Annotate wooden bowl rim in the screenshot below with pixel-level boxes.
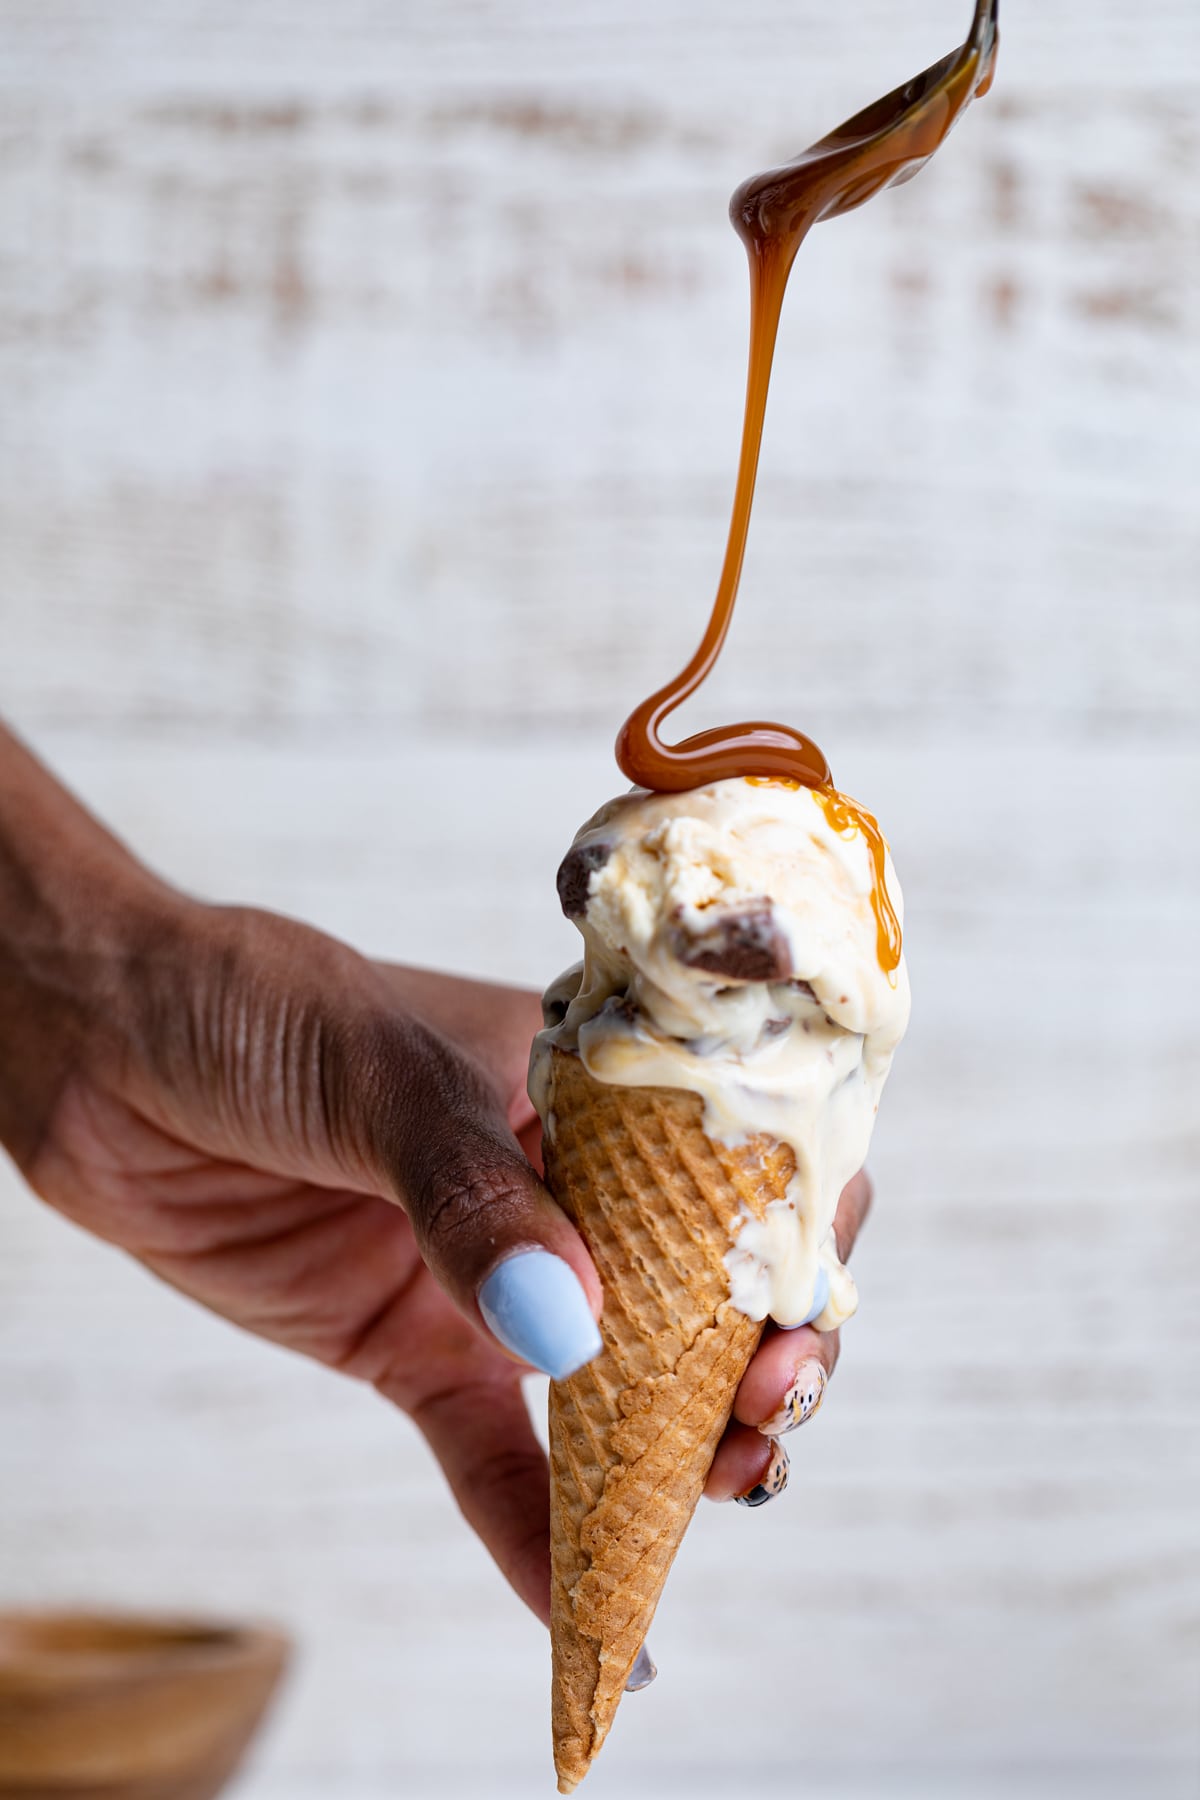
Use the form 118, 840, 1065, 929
0, 1611, 289, 1696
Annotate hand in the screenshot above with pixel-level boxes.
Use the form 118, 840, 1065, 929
705, 1168, 872, 1505
10, 888, 598, 1624
0, 727, 871, 1626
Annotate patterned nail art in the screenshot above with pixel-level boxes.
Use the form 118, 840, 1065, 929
759, 1360, 827, 1437
736, 1437, 789, 1508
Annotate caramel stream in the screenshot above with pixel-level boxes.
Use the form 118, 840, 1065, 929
615, 1, 999, 972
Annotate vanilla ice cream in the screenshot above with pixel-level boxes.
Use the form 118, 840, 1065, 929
529, 777, 910, 1331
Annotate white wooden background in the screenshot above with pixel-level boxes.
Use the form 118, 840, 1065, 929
1, 2, 1198, 1796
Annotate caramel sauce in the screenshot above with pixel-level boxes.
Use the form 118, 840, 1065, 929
614, 0, 998, 970
616, 2, 998, 798
813, 787, 904, 975
747, 775, 903, 975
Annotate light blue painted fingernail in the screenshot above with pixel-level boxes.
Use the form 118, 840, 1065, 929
625, 1643, 657, 1692
802, 1266, 831, 1325
781, 1265, 831, 1331
477, 1250, 602, 1380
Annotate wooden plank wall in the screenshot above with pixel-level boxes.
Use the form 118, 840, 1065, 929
1, 4, 1197, 1796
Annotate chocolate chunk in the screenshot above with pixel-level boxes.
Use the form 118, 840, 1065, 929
672, 902, 793, 983
556, 841, 612, 918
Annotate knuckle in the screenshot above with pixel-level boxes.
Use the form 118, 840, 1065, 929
419, 1149, 533, 1270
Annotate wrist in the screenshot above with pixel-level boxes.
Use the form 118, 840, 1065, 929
0, 727, 179, 1168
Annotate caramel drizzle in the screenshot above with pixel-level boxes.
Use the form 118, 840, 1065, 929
615, 1, 999, 967
748, 776, 903, 975
813, 787, 903, 976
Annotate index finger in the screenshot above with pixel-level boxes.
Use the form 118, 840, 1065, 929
405, 1372, 553, 1626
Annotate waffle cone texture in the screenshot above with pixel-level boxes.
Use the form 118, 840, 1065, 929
542, 1048, 797, 1792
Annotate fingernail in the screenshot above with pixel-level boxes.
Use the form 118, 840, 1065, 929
477, 1250, 602, 1380
758, 1360, 827, 1437
773, 1267, 831, 1339
777, 1264, 830, 1331
735, 1437, 789, 1509
800, 1265, 830, 1327
625, 1643, 657, 1692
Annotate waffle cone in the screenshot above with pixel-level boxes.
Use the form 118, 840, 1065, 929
542, 1048, 795, 1792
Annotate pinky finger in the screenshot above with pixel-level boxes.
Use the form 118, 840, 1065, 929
704, 1422, 790, 1506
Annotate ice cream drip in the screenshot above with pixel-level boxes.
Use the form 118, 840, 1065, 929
530, 780, 911, 1329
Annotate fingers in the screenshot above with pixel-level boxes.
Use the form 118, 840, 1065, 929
706, 1425, 791, 1505
513, 1108, 544, 1175
373, 962, 546, 1167
710, 1168, 872, 1501
374, 964, 544, 1121
405, 1372, 553, 1626
708, 1323, 837, 1502
351, 1015, 602, 1380
706, 1325, 836, 1504
832, 1166, 873, 1261
730, 1320, 838, 1434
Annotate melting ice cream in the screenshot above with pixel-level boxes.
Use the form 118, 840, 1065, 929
529, 777, 910, 1331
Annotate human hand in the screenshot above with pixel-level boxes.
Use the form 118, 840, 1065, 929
705, 1168, 871, 1505
9, 882, 599, 1623
0, 727, 871, 1624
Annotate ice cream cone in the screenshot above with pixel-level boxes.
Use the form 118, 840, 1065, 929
543, 1046, 796, 1793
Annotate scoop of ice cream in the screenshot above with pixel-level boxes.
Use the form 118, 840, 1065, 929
529, 777, 911, 1330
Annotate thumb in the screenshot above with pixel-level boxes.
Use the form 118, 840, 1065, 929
352, 1013, 603, 1381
